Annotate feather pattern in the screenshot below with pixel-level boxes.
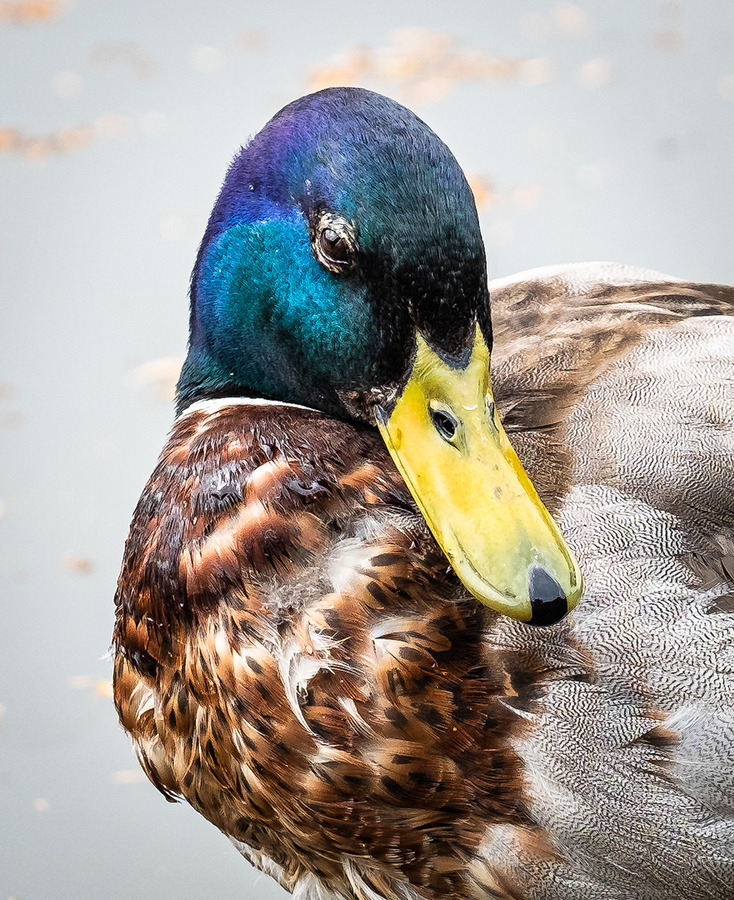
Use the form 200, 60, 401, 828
115, 263, 734, 899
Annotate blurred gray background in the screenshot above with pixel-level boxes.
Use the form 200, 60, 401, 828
1, 1, 732, 897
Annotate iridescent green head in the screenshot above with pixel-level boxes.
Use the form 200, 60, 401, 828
177, 87, 489, 419
177, 88, 582, 625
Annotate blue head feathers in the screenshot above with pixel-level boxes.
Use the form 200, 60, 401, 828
177, 87, 490, 419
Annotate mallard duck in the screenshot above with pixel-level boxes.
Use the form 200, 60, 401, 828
113, 88, 734, 900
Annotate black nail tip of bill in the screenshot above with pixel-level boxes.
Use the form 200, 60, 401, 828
528, 563, 568, 626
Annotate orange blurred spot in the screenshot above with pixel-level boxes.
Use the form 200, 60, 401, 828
466, 174, 496, 211
307, 29, 543, 104
0, 0, 62, 23
69, 675, 114, 698
64, 554, 94, 574
0, 129, 19, 152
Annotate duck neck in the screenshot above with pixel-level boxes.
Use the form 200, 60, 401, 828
175, 342, 269, 415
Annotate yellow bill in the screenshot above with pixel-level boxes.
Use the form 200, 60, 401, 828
376, 326, 582, 624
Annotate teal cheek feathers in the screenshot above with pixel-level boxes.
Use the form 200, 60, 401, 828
194, 212, 380, 410
176, 88, 490, 414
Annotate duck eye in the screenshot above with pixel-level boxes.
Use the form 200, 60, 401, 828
313, 216, 357, 273
320, 228, 350, 264
430, 407, 458, 442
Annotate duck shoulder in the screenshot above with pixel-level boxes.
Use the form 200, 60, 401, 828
489, 262, 734, 507
490, 261, 734, 433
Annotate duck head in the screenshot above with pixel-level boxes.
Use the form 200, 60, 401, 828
177, 87, 582, 624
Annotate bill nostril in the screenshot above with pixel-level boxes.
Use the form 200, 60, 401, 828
528, 563, 568, 626
429, 406, 458, 442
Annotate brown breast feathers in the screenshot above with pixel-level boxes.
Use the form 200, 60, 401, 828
112, 401, 549, 900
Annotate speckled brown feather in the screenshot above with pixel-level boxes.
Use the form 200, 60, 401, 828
114, 264, 734, 900
114, 402, 554, 899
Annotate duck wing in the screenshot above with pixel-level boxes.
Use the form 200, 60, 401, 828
483, 263, 734, 899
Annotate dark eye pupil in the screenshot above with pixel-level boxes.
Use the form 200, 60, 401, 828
321, 228, 350, 263
430, 408, 457, 441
